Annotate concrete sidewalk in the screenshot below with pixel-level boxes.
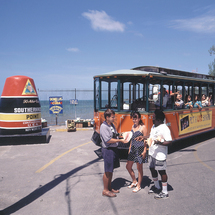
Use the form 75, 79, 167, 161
0, 128, 215, 215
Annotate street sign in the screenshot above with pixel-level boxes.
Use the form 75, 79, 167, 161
70, 99, 78, 105
49, 96, 63, 114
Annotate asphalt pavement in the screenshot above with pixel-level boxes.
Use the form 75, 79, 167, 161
0, 126, 215, 215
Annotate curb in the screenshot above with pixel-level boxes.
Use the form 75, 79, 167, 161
54, 127, 93, 132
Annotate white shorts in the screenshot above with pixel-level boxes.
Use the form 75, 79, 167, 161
148, 155, 167, 171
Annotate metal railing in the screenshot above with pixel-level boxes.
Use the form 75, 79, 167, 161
37, 89, 94, 126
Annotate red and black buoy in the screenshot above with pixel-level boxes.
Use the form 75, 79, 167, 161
0, 76, 42, 135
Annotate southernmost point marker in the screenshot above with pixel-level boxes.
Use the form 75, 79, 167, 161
0, 76, 50, 144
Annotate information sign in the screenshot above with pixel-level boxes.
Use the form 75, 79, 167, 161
49, 96, 63, 114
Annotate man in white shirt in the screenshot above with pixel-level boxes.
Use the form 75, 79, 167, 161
148, 109, 172, 199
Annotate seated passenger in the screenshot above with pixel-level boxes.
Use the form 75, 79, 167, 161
174, 94, 184, 109
193, 95, 202, 109
155, 88, 170, 109
201, 94, 209, 107
208, 93, 213, 106
131, 98, 144, 111
184, 95, 193, 109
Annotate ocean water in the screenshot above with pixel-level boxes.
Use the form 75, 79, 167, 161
40, 100, 94, 126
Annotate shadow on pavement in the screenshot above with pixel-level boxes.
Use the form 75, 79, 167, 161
0, 157, 101, 215
112, 176, 151, 190
168, 130, 215, 154
111, 177, 132, 190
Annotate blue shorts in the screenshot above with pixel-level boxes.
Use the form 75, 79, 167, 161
102, 147, 120, 173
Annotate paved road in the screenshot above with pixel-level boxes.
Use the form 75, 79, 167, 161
0, 127, 215, 215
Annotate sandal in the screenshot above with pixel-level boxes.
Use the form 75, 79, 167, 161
132, 186, 141, 193
127, 182, 138, 189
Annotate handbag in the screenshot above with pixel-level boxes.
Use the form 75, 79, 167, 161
91, 131, 102, 147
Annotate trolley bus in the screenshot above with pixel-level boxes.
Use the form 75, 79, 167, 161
93, 66, 215, 144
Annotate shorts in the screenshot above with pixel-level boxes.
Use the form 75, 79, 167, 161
102, 147, 120, 173
148, 155, 166, 171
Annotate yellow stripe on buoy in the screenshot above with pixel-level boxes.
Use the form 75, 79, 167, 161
0, 113, 41, 121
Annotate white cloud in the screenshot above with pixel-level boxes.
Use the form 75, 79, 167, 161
134, 32, 143, 37
171, 13, 215, 33
67, 48, 80, 52
82, 10, 125, 32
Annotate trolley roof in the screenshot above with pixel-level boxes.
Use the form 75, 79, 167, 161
93, 66, 215, 83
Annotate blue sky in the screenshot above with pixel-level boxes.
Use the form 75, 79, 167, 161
1, 0, 215, 94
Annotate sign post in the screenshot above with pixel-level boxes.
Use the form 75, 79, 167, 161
70, 99, 78, 119
49, 96, 63, 125
69, 88, 78, 119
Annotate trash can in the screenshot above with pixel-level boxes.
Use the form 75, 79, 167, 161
67, 119, 76, 132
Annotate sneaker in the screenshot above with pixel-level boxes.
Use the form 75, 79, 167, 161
154, 192, 169, 200
148, 186, 161, 194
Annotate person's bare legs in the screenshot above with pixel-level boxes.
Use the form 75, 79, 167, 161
106, 172, 119, 193
158, 170, 168, 194
102, 172, 116, 197
126, 160, 137, 185
136, 163, 143, 189
103, 172, 112, 192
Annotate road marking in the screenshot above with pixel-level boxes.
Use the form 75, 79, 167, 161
194, 142, 215, 173
36, 141, 92, 173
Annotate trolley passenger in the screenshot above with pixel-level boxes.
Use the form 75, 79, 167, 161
126, 111, 147, 193
174, 94, 184, 109
194, 95, 202, 109
155, 88, 178, 109
208, 93, 213, 106
155, 88, 170, 109
201, 94, 209, 107
184, 95, 193, 109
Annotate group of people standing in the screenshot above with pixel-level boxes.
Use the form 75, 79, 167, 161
100, 108, 172, 200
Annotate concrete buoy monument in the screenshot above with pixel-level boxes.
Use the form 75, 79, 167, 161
0, 76, 49, 144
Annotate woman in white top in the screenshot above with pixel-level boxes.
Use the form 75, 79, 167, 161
202, 94, 209, 107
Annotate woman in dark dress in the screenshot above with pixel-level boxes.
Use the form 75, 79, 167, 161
126, 111, 147, 193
